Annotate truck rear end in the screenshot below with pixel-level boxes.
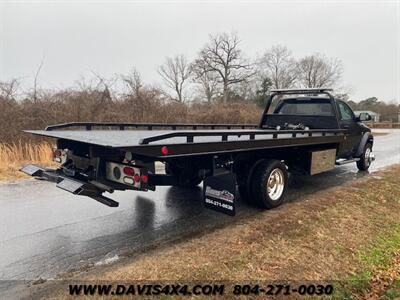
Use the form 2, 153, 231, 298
22, 140, 155, 207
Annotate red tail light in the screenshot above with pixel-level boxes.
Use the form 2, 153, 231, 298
123, 167, 135, 176
140, 175, 148, 184
134, 174, 140, 182
53, 149, 61, 158
161, 146, 169, 156
53, 149, 66, 164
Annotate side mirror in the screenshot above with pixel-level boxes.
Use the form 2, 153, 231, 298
359, 113, 372, 121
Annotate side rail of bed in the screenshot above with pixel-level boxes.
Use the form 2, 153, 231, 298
44, 122, 259, 131
138, 129, 347, 145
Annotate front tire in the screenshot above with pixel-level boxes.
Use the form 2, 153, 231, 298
357, 143, 373, 171
250, 160, 288, 209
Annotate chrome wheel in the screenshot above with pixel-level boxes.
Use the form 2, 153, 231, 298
266, 168, 285, 201
364, 147, 371, 167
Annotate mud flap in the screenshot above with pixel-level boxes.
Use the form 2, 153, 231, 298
203, 173, 236, 216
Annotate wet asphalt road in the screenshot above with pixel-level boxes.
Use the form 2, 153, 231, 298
0, 130, 399, 286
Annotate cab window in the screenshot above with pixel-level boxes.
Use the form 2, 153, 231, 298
338, 101, 354, 121
274, 100, 334, 116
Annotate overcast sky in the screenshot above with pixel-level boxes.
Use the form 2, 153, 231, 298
0, 0, 398, 102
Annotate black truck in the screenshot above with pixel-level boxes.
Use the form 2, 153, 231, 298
21, 88, 374, 215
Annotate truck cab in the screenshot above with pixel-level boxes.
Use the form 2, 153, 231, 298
260, 89, 374, 166
335, 100, 372, 158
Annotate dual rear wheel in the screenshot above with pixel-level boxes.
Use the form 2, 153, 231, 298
239, 159, 288, 209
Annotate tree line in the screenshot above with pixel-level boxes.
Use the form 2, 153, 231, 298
157, 32, 343, 104
0, 31, 398, 143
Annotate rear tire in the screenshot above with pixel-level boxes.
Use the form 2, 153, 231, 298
250, 160, 288, 209
236, 159, 263, 205
357, 143, 373, 171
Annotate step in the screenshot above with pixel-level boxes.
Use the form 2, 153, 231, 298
335, 158, 360, 165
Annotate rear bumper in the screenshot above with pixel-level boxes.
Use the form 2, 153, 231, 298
20, 165, 119, 207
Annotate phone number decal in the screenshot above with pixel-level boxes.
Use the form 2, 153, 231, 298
232, 284, 334, 296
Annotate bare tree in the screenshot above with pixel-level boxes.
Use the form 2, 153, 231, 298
158, 54, 192, 102
196, 32, 254, 103
259, 45, 297, 89
191, 60, 220, 103
121, 68, 143, 98
32, 56, 45, 102
297, 53, 343, 88
0, 79, 20, 101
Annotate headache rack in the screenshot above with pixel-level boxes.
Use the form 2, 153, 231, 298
270, 88, 333, 94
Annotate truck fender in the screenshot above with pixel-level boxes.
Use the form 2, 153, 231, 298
355, 132, 373, 157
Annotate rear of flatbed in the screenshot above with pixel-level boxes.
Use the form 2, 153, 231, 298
21, 88, 374, 215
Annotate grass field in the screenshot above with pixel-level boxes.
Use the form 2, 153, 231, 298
0, 142, 55, 181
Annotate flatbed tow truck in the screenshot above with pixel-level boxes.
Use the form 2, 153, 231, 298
21, 88, 374, 215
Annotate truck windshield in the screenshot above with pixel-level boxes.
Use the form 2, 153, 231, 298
274, 101, 334, 116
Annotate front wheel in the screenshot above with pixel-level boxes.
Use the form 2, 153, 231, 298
357, 143, 373, 171
250, 160, 288, 209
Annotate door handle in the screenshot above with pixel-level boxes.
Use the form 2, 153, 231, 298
343, 125, 350, 129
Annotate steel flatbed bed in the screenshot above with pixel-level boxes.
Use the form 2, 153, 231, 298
25, 127, 345, 158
